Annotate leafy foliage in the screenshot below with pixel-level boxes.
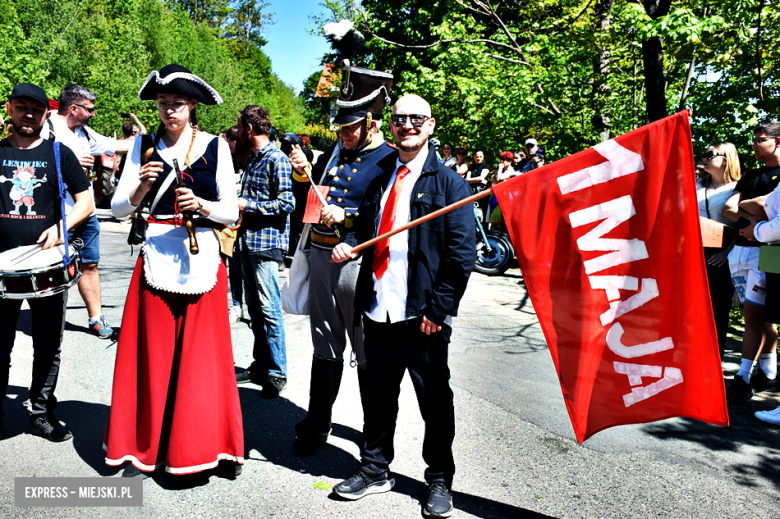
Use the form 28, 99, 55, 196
1, 0, 306, 136
308, 0, 779, 166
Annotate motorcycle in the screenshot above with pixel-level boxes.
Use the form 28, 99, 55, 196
473, 206, 514, 276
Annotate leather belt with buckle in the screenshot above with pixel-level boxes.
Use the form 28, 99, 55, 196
310, 231, 340, 247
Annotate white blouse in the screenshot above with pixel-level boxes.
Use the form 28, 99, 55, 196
696, 178, 735, 227
111, 132, 238, 294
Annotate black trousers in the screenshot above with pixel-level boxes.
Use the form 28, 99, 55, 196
704, 247, 734, 356
361, 316, 456, 488
0, 292, 67, 420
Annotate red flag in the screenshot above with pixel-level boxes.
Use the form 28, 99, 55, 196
493, 111, 728, 443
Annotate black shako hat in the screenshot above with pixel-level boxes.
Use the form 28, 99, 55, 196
137, 64, 222, 105
8, 83, 49, 107
324, 20, 392, 127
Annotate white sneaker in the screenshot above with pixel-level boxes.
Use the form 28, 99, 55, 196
229, 305, 243, 324
755, 405, 780, 425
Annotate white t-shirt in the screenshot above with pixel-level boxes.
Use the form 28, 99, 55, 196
696, 178, 735, 226
43, 114, 119, 216
754, 185, 780, 245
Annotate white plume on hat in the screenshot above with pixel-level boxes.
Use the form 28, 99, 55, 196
324, 19, 365, 61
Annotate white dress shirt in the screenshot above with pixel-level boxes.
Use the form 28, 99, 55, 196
365, 146, 452, 326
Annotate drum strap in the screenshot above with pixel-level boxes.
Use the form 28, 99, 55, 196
52, 142, 71, 267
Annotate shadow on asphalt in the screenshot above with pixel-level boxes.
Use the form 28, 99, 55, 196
641, 336, 780, 492
237, 386, 364, 481
642, 409, 780, 493
328, 472, 558, 519
0, 386, 119, 476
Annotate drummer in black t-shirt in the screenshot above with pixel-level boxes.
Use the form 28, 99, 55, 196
0, 83, 93, 442
721, 122, 780, 404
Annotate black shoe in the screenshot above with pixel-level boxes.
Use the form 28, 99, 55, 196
293, 430, 329, 457
332, 468, 395, 500
216, 460, 242, 478
236, 369, 263, 385
30, 415, 72, 442
259, 375, 287, 398
726, 375, 755, 404
423, 481, 454, 518
122, 465, 150, 479
752, 371, 780, 393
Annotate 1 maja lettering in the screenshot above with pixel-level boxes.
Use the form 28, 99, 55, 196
560, 140, 683, 408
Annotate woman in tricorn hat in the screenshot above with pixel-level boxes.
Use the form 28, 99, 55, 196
105, 64, 243, 477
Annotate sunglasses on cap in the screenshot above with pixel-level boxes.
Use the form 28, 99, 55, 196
701, 150, 724, 161
391, 114, 430, 127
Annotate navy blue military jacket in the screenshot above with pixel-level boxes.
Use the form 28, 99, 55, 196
353, 145, 476, 328
310, 138, 395, 247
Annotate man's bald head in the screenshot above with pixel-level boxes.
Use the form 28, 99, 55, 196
392, 94, 431, 117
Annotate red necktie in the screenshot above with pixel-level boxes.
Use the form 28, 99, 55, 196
373, 165, 410, 279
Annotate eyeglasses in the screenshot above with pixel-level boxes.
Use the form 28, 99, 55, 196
752, 136, 777, 145
74, 103, 95, 114
391, 114, 429, 127
156, 101, 189, 112
702, 150, 724, 161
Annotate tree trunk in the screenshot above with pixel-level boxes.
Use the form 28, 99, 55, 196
592, 0, 615, 141
641, 0, 673, 122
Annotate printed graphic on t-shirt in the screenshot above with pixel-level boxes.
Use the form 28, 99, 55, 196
0, 163, 48, 219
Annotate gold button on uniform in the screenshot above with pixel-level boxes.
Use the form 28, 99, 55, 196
334, 176, 339, 181
343, 189, 348, 193
327, 196, 332, 201
337, 198, 342, 203
339, 165, 344, 169
331, 186, 336, 191
352, 169, 357, 173
347, 177, 352, 181
356, 158, 361, 163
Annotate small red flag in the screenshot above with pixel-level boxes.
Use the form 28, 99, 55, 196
493, 111, 729, 443
302, 185, 331, 224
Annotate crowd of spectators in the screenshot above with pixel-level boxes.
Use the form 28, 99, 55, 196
696, 122, 780, 425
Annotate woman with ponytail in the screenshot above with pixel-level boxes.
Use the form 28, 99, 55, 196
106, 65, 243, 478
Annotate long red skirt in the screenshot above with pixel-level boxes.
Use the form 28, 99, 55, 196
104, 257, 244, 474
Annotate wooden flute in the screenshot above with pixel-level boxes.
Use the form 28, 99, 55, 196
172, 158, 200, 255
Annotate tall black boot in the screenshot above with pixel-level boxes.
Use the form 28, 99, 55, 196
294, 357, 343, 456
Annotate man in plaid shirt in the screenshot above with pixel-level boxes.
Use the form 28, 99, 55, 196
235, 104, 294, 397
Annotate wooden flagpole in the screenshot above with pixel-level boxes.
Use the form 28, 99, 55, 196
349, 186, 495, 255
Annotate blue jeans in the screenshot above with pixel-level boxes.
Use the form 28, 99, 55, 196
68, 214, 100, 264
239, 252, 287, 379
228, 253, 243, 307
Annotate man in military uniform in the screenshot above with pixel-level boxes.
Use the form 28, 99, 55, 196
288, 58, 394, 457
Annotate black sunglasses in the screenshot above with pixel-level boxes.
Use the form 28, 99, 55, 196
74, 103, 95, 114
391, 114, 429, 127
702, 150, 724, 161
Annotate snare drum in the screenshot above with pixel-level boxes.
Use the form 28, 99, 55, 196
0, 244, 81, 299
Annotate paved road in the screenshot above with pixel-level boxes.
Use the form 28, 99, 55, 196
0, 210, 778, 518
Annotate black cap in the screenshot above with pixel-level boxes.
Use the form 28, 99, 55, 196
138, 64, 222, 105
281, 133, 303, 147
8, 83, 49, 108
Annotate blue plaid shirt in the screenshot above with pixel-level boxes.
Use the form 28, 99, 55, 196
239, 142, 294, 253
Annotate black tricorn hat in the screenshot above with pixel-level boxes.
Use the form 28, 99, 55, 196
138, 64, 223, 105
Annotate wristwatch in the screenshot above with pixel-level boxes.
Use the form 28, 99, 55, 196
196, 200, 204, 213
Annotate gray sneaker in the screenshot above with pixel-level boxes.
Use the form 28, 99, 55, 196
333, 468, 395, 500
423, 481, 454, 518
88, 316, 114, 339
